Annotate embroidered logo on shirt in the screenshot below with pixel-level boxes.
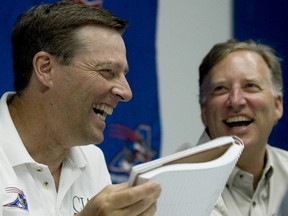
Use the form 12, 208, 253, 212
3, 187, 29, 211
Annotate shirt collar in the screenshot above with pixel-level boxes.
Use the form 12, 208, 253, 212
226, 148, 274, 189
196, 128, 211, 145
197, 129, 274, 187
263, 146, 274, 181
0, 92, 34, 166
65, 146, 87, 169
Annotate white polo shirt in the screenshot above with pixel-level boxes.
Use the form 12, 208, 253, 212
0, 92, 112, 216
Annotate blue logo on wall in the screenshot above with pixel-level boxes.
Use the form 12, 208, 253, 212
107, 124, 156, 182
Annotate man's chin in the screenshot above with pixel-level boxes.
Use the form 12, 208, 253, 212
75, 136, 104, 146
91, 134, 104, 145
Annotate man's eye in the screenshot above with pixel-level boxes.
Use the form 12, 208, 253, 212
246, 83, 257, 88
101, 70, 115, 79
245, 83, 261, 91
212, 86, 228, 95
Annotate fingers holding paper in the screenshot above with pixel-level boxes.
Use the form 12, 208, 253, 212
76, 181, 161, 216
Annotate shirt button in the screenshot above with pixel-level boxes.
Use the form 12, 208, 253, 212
43, 182, 49, 188
252, 201, 256, 207
36, 167, 43, 172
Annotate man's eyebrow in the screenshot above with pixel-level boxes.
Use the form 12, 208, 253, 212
244, 77, 259, 82
94, 62, 129, 73
210, 78, 226, 86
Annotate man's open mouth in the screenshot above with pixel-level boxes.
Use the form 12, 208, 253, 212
224, 116, 253, 127
92, 104, 113, 121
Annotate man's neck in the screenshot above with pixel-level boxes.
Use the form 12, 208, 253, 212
237, 148, 266, 190
8, 94, 67, 191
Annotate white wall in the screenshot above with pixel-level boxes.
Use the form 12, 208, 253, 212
157, 0, 232, 156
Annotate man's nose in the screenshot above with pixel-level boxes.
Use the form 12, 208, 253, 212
227, 88, 246, 110
112, 75, 133, 102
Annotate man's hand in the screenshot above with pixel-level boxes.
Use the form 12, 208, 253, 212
76, 181, 161, 216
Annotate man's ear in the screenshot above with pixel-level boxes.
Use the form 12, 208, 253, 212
274, 95, 283, 122
32, 51, 55, 88
200, 103, 208, 127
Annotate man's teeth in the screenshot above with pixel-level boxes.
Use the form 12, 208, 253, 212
92, 104, 113, 121
95, 104, 113, 115
96, 113, 106, 121
226, 116, 251, 123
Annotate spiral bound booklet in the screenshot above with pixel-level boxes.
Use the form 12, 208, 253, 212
128, 136, 244, 216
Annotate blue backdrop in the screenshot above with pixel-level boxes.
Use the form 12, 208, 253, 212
233, 0, 288, 150
0, 0, 161, 183
1, 0, 287, 183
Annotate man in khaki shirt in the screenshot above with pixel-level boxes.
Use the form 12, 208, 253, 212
197, 130, 288, 216
197, 39, 288, 216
